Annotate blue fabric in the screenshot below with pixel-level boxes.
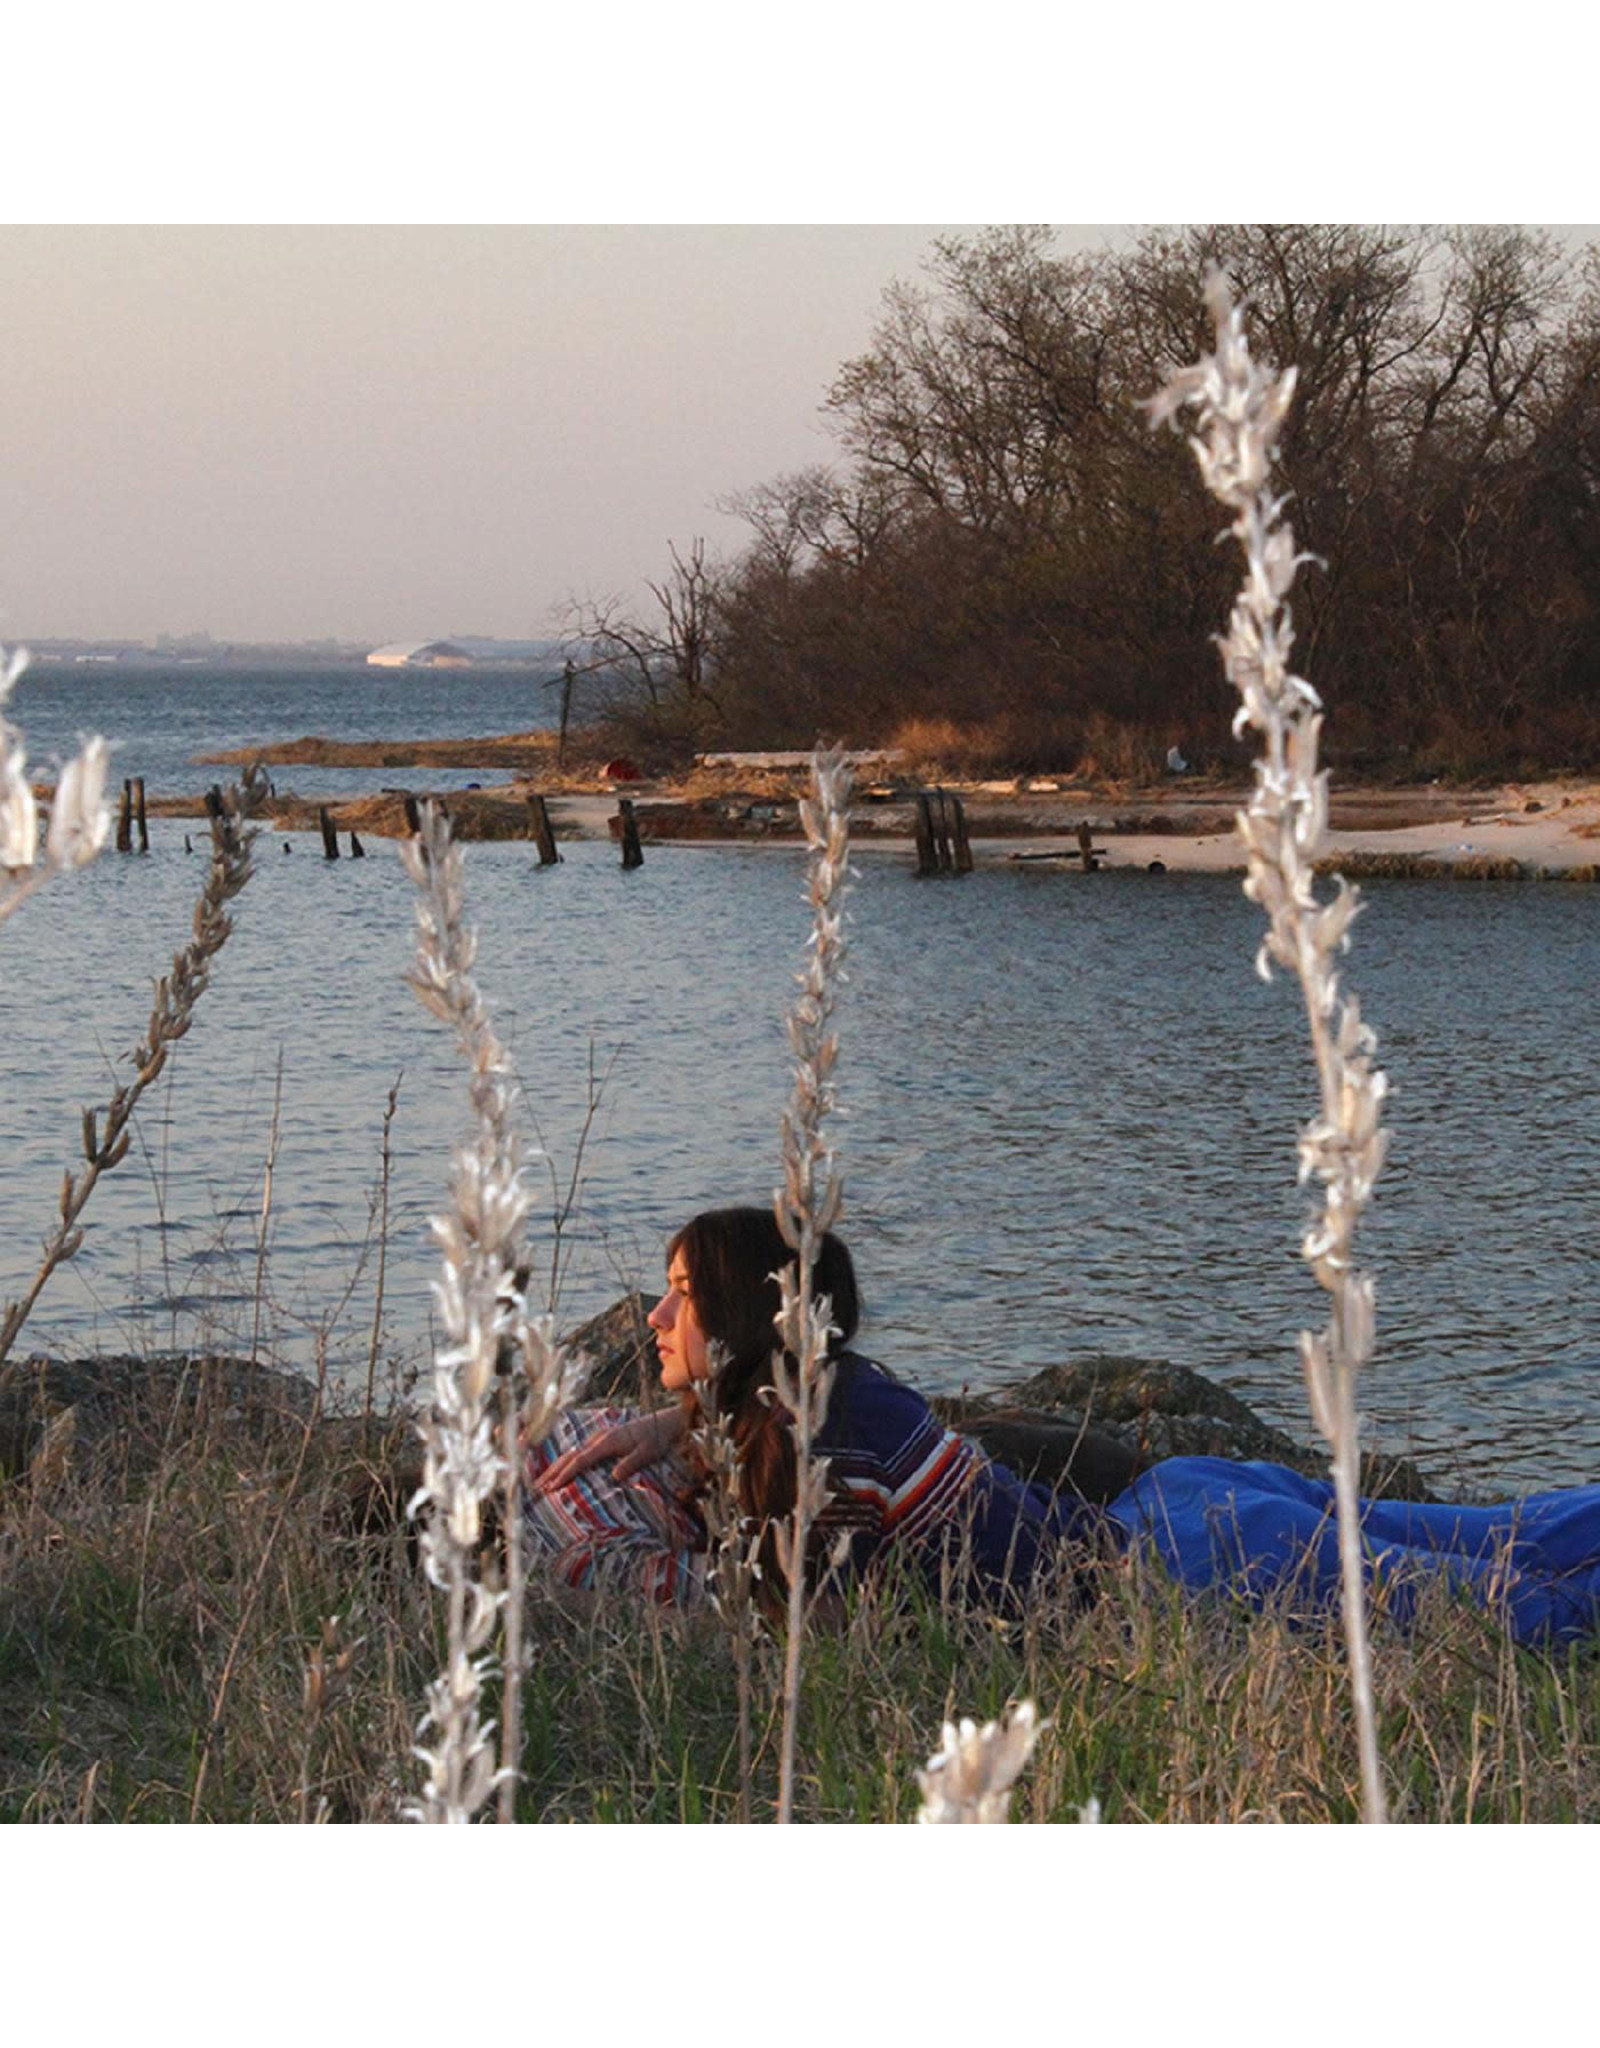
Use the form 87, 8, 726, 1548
1108, 1457, 1600, 1645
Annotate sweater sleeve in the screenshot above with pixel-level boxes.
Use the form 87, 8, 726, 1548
817, 1358, 1076, 1600
522, 1405, 711, 1608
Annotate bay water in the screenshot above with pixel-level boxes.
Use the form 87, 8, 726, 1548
2, 664, 1596, 1491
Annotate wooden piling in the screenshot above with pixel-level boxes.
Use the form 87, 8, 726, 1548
618, 799, 644, 869
319, 807, 339, 860
402, 795, 422, 836
1076, 820, 1104, 873
133, 777, 149, 852
116, 781, 133, 854
528, 792, 561, 865
933, 787, 955, 872
349, 831, 365, 858
950, 791, 973, 874
913, 792, 938, 875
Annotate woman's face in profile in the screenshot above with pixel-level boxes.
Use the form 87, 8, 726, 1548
649, 1252, 710, 1391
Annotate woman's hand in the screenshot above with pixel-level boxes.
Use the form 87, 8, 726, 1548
533, 1405, 689, 1494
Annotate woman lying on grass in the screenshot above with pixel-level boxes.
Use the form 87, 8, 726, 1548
527, 1206, 1600, 1644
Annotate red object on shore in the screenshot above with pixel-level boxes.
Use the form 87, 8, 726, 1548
602, 757, 642, 782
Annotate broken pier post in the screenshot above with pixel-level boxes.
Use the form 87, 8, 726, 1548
617, 799, 644, 869
528, 792, 561, 865
319, 807, 340, 860
950, 791, 973, 874
914, 788, 969, 876
116, 781, 133, 854
134, 777, 149, 852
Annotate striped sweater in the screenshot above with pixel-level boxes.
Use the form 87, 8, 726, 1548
522, 1354, 1091, 1608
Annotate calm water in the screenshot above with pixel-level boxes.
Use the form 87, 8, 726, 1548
12, 660, 559, 799
2, 669, 1596, 1491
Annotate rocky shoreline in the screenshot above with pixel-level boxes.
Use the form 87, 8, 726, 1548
0, 1292, 1440, 1507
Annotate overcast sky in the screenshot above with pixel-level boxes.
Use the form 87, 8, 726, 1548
0, 225, 1155, 645
3, 6, 1594, 652
6, 222, 1596, 649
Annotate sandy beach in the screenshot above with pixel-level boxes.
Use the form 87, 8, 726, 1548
165, 735, 1600, 875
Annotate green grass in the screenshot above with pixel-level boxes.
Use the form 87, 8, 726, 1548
3, 1397, 1596, 1823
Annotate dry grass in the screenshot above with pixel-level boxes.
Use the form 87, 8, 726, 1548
6, 1403, 1594, 1823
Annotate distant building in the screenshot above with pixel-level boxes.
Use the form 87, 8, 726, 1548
366, 640, 474, 669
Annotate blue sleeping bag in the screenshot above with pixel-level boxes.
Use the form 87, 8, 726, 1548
1106, 1457, 1600, 1645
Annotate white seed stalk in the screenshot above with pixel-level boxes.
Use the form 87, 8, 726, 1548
1151, 272, 1389, 1824
1, 640, 109, 926
917, 1700, 1044, 1824
400, 803, 579, 1823
771, 744, 852, 1825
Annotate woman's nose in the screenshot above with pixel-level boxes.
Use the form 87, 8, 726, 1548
648, 1290, 674, 1330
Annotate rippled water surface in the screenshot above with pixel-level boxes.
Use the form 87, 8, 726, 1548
14, 661, 557, 798
3, 806, 1596, 1491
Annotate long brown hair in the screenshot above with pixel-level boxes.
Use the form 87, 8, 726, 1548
669, 1205, 860, 1536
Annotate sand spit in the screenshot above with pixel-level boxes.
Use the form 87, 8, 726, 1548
195, 730, 561, 771
126, 747, 1600, 876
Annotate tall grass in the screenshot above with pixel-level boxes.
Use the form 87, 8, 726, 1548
770, 746, 852, 1823
0, 639, 109, 929
1152, 274, 1392, 1822
1, 767, 265, 1368
9, 1436, 1595, 1822
399, 800, 582, 1822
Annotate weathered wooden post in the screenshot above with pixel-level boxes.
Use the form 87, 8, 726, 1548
913, 792, 938, 876
933, 787, 956, 872
528, 792, 561, 865
116, 780, 133, 854
950, 791, 973, 874
1076, 820, 1104, 873
319, 807, 339, 860
617, 799, 644, 869
402, 795, 422, 835
349, 831, 365, 858
134, 777, 149, 852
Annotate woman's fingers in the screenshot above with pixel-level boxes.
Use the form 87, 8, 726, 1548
532, 1410, 683, 1493
533, 1432, 620, 1493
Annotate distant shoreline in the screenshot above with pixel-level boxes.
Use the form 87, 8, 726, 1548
65, 734, 1600, 875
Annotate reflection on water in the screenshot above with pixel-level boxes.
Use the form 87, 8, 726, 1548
2, 835, 1596, 1492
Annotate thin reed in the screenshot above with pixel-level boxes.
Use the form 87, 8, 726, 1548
770, 745, 853, 1824
1152, 274, 1391, 1821
399, 801, 580, 1823
0, 638, 109, 929
0, 768, 265, 1368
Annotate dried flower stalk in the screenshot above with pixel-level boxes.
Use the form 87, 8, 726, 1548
917, 1699, 1043, 1824
0, 770, 263, 1366
771, 745, 852, 1824
0, 640, 109, 927
400, 803, 579, 1824
691, 1358, 763, 1822
1151, 272, 1389, 1824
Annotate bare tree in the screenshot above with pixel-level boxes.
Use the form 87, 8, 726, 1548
560, 537, 724, 745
